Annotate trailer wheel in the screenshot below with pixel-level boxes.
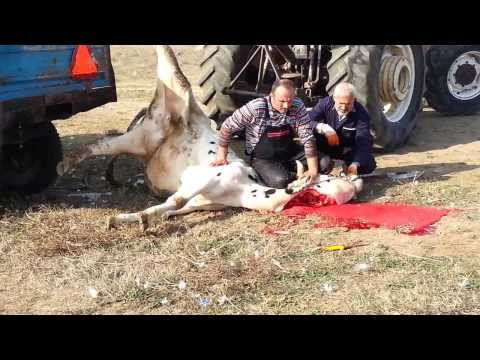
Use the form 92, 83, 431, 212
0, 122, 62, 194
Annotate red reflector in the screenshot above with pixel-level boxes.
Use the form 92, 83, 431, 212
71, 45, 99, 80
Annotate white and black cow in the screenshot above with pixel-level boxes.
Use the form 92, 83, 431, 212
56, 46, 363, 231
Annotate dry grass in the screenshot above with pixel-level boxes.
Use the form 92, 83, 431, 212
2, 171, 480, 314
1, 46, 480, 314
2, 196, 480, 314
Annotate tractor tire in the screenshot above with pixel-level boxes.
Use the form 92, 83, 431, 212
197, 45, 253, 128
327, 45, 425, 151
425, 45, 480, 115
0, 122, 62, 194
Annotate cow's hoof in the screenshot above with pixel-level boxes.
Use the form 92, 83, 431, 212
162, 211, 172, 220
106, 216, 117, 230
56, 162, 65, 176
56, 159, 70, 176
139, 213, 149, 232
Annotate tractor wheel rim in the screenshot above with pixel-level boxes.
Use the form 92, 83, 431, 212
378, 45, 416, 123
447, 51, 480, 101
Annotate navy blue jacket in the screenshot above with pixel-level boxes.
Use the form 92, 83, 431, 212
309, 96, 374, 165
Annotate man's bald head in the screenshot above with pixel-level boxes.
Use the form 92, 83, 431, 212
271, 79, 296, 95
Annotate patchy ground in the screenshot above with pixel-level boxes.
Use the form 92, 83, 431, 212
1, 46, 479, 314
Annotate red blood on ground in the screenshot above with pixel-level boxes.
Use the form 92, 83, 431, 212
275, 189, 451, 235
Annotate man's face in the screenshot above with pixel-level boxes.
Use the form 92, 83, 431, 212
271, 86, 294, 113
334, 94, 355, 116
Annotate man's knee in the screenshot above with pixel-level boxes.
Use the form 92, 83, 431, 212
319, 155, 334, 174
252, 158, 292, 189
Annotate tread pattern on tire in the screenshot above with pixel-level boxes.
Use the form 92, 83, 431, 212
197, 45, 251, 122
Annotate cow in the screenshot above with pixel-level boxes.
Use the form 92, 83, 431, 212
56, 45, 363, 231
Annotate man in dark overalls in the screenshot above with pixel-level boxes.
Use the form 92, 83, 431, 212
308, 82, 377, 176
211, 79, 332, 189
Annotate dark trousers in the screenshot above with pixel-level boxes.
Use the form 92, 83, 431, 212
251, 143, 333, 189
314, 134, 377, 175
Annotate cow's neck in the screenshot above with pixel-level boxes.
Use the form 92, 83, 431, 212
194, 120, 243, 164
144, 113, 243, 195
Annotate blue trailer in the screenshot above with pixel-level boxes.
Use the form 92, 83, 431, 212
0, 45, 117, 194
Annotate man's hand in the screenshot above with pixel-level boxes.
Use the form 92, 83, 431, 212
347, 163, 358, 176
325, 132, 340, 146
210, 145, 229, 167
316, 123, 339, 147
210, 157, 228, 167
304, 156, 319, 184
301, 169, 319, 185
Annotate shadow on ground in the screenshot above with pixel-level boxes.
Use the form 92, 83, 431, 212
359, 162, 478, 203
378, 110, 480, 155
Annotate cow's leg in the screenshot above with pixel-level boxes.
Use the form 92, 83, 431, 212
108, 169, 222, 230
107, 192, 187, 231
57, 126, 148, 176
162, 195, 226, 219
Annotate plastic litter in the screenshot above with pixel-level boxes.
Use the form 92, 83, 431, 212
134, 179, 145, 186
198, 297, 212, 307
87, 286, 98, 298
353, 262, 370, 272
321, 282, 338, 293
67, 192, 112, 202
325, 245, 345, 251
458, 277, 471, 289
218, 295, 228, 305
387, 171, 424, 181
160, 298, 169, 305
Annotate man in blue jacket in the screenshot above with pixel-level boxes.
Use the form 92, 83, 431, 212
308, 82, 377, 176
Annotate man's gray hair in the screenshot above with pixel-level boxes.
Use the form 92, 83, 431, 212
333, 82, 356, 98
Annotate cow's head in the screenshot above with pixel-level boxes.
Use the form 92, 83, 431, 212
287, 161, 364, 204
